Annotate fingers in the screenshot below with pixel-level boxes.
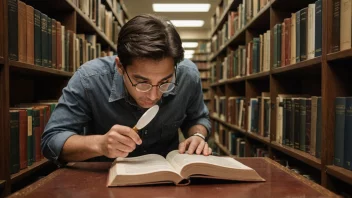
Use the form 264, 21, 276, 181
112, 125, 142, 145
178, 138, 190, 154
187, 139, 199, 155
196, 141, 205, 155
202, 143, 212, 156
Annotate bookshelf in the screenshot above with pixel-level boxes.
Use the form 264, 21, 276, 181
209, 0, 352, 196
0, 0, 129, 196
9, 61, 73, 77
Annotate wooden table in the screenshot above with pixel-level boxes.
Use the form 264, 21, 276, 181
8, 157, 339, 198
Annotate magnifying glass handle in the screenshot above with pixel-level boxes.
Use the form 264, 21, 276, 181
132, 126, 139, 133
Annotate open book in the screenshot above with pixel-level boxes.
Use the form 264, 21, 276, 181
107, 150, 265, 186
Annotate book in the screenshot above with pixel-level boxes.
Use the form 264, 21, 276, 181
107, 150, 265, 187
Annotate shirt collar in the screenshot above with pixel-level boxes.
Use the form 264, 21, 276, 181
108, 62, 178, 103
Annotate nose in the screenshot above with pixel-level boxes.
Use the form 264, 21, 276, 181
147, 86, 160, 101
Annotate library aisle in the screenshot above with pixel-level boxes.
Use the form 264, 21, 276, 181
0, 0, 351, 197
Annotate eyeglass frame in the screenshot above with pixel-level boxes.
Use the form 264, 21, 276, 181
122, 65, 178, 93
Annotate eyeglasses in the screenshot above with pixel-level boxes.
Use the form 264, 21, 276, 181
124, 67, 178, 93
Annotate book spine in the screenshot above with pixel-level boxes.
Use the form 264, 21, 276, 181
281, 22, 285, 67
18, 1, 27, 63
315, 0, 322, 56
10, 111, 20, 174
294, 99, 301, 150
296, 10, 301, 63
52, 19, 57, 69
300, 8, 307, 61
19, 110, 28, 169
8, 0, 19, 61
334, 97, 345, 167
332, 0, 341, 52
56, 21, 62, 70
305, 99, 311, 153
41, 13, 48, 67
316, 97, 322, 159
26, 109, 33, 166
286, 99, 293, 147
273, 25, 277, 68
26, 5, 34, 65
47, 17, 52, 68
34, 9, 41, 66
344, 97, 352, 170
282, 98, 287, 145
299, 99, 306, 151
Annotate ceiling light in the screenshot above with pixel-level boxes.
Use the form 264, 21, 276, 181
170, 20, 204, 27
153, 4, 210, 12
185, 54, 193, 59
185, 50, 195, 55
182, 42, 198, 48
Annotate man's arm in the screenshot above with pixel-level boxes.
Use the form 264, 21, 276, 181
41, 71, 94, 166
42, 69, 142, 166
179, 66, 212, 155
180, 69, 211, 139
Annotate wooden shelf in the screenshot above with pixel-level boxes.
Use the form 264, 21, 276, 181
226, 76, 247, 84
271, 57, 322, 75
245, 3, 271, 31
11, 159, 51, 184
271, 141, 321, 170
0, 180, 5, 190
120, 1, 130, 19
246, 71, 270, 81
326, 165, 352, 186
210, 81, 227, 87
215, 141, 233, 156
9, 61, 73, 77
210, 0, 238, 37
327, 49, 352, 62
198, 68, 209, 71
210, 2, 271, 62
102, 0, 124, 26
246, 132, 270, 145
66, 0, 117, 51
210, 115, 246, 134
191, 59, 208, 62
201, 77, 209, 80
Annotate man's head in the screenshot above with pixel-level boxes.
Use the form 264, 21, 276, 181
115, 14, 184, 108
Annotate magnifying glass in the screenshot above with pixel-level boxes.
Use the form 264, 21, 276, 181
132, 105, 159, 133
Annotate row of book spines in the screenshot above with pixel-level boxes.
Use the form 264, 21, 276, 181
196, 62, 209, 70
227, 97, 246, 128
334, 97, 352, 171
8, 0, 116, 68
277, 97, 322, 159
248, 96, 271, 138
214, 125, 246, 157
70, 0, 126, 28
9, 102, 57, 174
273, 0, 322, 68
331, 0, 352, 53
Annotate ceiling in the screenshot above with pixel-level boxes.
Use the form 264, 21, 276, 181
123, 0, 221, 40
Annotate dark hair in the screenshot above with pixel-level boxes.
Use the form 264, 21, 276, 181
117, 14, 184, 67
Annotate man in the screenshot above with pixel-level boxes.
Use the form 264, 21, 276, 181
41, 14, 211, 167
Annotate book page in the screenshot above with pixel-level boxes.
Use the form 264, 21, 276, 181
166, 150, 252, 172
113, 154, 178, 175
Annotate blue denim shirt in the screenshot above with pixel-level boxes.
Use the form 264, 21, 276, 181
41, 56, 211, 166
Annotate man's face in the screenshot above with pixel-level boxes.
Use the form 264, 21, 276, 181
116, 57, 175, 109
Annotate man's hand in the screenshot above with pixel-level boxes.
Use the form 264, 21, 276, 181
98, 125, 142, 158
178, 136, 212, 156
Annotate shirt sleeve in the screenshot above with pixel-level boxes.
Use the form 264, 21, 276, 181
41, 70, 92, 167
180, 71, 211, 139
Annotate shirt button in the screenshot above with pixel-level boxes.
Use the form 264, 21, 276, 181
144, 130, 148, 135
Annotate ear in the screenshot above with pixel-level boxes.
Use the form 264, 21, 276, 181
115, 56, 124, 75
